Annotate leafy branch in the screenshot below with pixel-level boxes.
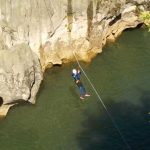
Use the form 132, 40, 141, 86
139, 11, 150, 31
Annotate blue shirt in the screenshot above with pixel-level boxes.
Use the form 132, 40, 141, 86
72, 71, 83, 87
72, 71, 81, 81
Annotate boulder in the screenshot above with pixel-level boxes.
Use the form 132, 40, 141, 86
0, 44, 43, 116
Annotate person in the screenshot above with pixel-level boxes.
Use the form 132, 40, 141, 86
72, 68, 90, 100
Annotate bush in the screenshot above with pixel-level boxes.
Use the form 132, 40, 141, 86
139, 11, 150, 31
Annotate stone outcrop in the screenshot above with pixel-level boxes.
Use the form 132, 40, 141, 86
39, 0, 150, 71
0, 44, 42, 117
0, 0, 150, 71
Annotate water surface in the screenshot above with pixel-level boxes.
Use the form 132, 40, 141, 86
0, 28, 150, 150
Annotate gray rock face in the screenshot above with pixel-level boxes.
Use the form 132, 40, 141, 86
0, 0, 67, 54
0, 44, 42, 105
39, 0, 150, 71
0, 0, 150, 71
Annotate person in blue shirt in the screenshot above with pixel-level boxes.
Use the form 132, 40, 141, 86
72, 68, 90, 100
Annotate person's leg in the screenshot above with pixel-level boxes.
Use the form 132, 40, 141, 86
85, 93, 90, 97
82, 85, 90, 97
79, 85, 86, 99
80, 85, 90, 98
81, 84, 90, 96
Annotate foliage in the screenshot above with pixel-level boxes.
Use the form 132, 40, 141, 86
139, 11, 150, 31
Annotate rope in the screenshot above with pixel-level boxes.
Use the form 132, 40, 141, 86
72, 51, 132, 150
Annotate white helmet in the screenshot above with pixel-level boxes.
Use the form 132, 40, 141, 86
72, 69, 77, 74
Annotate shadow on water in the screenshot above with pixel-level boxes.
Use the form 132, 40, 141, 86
77, 90, 150, 150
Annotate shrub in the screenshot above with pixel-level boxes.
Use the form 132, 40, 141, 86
139, 11, 150, 31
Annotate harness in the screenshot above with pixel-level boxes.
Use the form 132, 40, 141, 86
72, 71, 82, 86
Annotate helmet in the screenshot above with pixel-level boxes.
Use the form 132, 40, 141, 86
72, 69, 77, 74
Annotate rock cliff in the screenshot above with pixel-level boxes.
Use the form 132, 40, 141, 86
0, 1, 150, 70
40, 0, 150, 71
0, 0, 149, 116
0, 43, 42, 117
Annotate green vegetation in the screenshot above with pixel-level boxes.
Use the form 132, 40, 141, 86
139, 11, 150, 31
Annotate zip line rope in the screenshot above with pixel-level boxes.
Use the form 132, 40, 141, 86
72, 50, 132, 150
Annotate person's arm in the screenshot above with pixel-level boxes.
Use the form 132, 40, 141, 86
77, 69, 81, 74
74, 75, 80, 83
76, 80, 80, 83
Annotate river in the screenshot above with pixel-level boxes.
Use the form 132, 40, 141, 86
0, 28, 150, 150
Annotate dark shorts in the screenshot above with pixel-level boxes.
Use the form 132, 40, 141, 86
76, 81, 83, 87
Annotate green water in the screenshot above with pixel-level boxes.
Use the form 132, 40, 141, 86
0, 28, 150, 150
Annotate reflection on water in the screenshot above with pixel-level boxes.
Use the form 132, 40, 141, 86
0, 28, 150, 150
